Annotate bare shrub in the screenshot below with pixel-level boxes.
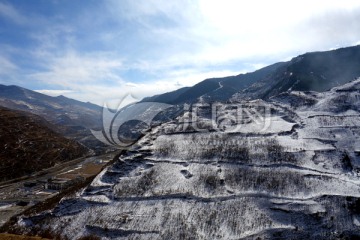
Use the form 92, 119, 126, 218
224, 145, 250, 162
154, 141, 177, 157
199, 171, 220, 191
200, 145, 223, 159
266, 139, 296, 164
341, 152, 353, 171
154, 135, 295, 165
137, 168, 157, 194
116, 169, 157, 196
225, 167, 306, 194
77, 235, 101, 240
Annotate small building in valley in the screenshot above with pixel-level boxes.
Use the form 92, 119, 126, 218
45, 176, 85, 191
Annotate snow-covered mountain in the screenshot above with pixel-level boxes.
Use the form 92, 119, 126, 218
6, 78, 360, 239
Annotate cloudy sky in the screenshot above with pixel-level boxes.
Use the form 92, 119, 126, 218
1, 0, 360, 105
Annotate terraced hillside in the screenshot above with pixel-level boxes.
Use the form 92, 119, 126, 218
4, 79, 360, 239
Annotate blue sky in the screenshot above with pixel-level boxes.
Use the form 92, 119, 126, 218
1, 0, 360, 105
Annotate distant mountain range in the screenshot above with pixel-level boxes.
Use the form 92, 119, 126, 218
0, 85, 102, 129
0, 85, 107, 153
143, 45, 360, 104
0, 106, 88, 181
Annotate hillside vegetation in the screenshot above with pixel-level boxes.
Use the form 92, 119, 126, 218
0, 107, 88, 181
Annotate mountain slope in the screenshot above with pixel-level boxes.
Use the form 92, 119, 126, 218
233, 45, 360, 100
142, 45, 360, 104
141, 87, 191, 104
8, 79, 360, 239
0, 85, 102, 129
0, 107, 88, 181
142, 62, 285, 104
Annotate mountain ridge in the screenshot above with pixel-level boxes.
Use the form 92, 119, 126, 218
0, 84, 102, 129
142, 45, 360, 104
0, 85, 108, 153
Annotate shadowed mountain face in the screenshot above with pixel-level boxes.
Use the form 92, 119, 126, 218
143, 45, 360, 104
141, 87, 191, 104
233, 45, 360, 100
0, 107, 88, 181
142, 62, 285, 104
0, 85, 107, 153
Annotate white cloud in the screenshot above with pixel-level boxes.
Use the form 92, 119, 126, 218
35, 89, 74, 96
192, 0, 360, 63
105, 0, 360, 73
0, 2, 27, 24
31, 51, 123, 87
30, 25, 75, 51
33, 65, 241, 106
0, 56, 19, 84
0, 56, 17, 73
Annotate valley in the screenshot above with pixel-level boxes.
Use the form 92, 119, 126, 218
0, 151, 119, 227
